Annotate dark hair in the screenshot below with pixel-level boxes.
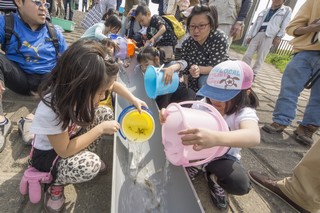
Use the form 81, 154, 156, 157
101, 38, 120, 55
137, 46, 166, 65
207, 89, 259, 115
104, 15, 122, 30
102, 8, 119, 20
39, 39, 119, 129
186, 5, 218, 32
135, 2, 150, 16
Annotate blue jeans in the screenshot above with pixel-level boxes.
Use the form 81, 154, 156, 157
64, 0, 74, 20
273, 51, 320, 127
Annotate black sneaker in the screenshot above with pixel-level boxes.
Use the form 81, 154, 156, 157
206, 172, 228, 210
185, 166, 205, 180
0, 118, 12, 153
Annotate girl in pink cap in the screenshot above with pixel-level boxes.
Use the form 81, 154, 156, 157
160, 60, 260, 210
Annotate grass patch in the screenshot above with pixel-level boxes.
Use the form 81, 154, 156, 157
230, 44, 247, 54
230, 44, 292, 73
265, 53, 292, 73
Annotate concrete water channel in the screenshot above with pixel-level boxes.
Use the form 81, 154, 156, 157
111, 59, 204, 213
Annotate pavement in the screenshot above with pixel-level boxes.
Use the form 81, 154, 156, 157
0, 10, 318, 213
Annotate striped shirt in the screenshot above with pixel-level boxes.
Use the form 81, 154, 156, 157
0, 0, 16, 11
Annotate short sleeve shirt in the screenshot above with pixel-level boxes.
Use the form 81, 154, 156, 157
147, 15, 177, 47
30, 98, 81, 150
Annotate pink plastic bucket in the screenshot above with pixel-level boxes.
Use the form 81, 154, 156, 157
162, 101, 230, 167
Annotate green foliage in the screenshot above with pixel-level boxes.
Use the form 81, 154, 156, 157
265, 53, 292, 73
230, 44, 247, 54
230, 44, 292, 73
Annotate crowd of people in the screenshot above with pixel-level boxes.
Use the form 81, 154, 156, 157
0, 0, 319, 212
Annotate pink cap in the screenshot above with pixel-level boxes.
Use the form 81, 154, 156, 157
197, 60, 254, 101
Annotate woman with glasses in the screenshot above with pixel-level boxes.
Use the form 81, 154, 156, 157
181, 5, 229, 93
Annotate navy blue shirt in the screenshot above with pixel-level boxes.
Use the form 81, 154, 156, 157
259, 8, 280, 31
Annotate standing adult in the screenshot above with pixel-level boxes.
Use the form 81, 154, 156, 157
208, 0, 253, 49
181, 5, 228, 93
249, 139, 320, 213
262, 0, 320, 146
119, 0, 140, 36
242, 0, 291, 76
63, 0, 73, 20
98, 0, 116, 15
0, 0, 68, 152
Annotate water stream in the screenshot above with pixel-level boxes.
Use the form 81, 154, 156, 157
122, 141, 171, 213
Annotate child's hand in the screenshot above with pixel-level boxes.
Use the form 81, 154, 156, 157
178, 128, 216, 151
144, 38, 154, 47
132, 97, 148, 113
100, 120, 120, 135
159, 108, 168, 124
161, 67, 175, 85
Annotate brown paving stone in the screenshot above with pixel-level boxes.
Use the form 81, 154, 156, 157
257, 102, 275, 112
260, 88, 280, 96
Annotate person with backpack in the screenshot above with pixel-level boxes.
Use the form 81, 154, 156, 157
0, 0, 68, 152
135, 2, 177, 61
181, 5, 228, 93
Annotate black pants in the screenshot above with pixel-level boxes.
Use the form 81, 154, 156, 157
0, 53, 48, 95
156, 82, 196, 109
31, 148, 58, 179
205, 155, 251, 195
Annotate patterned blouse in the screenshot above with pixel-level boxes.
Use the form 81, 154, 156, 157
147, 15, 177, 47
181, 29, 229, 92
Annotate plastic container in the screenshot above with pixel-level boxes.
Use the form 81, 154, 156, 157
162, 101, 230, 167
51, 17, 75, 32
118, 6, 125, 14
127, 39, 135, 57
118, 106, 155, 142
113, 36, 128, 60
144, 65, 179, 99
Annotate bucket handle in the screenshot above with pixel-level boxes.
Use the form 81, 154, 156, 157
157, 64, 165, 73
166, 101, 229, 166
177, 101, 228, 131
117, 105, 153, 140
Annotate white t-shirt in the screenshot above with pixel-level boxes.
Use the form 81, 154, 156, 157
194, 99, 259, 160
30, 99, 80, 151
224, 107, 259, 160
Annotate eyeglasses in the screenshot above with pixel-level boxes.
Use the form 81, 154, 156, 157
31, 0, 50, 9
188, 23, 210, 31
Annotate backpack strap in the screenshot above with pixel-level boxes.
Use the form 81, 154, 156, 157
45, 21, 60, 58
2, 14, 60, 57
2, 13, 21, 52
